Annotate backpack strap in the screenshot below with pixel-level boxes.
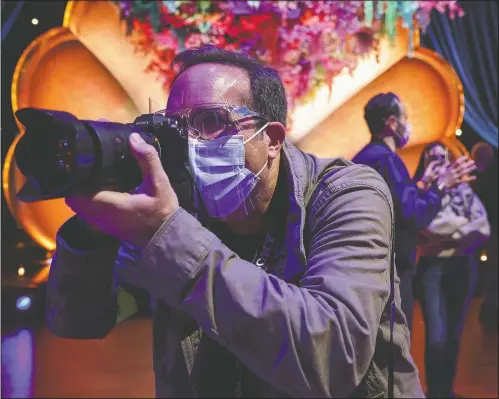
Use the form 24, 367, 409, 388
388, 236, 395, 398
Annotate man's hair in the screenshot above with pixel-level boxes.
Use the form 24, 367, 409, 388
364, 92, 402, 135
423, 141, 445, 156
170, 45, 288, 127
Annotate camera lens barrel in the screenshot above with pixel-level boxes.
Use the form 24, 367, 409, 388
14, 108, 162, 202
86, 120, 160, 193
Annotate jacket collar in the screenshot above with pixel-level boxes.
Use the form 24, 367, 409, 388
370, 137, 394, 152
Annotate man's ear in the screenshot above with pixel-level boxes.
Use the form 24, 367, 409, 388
265, 122, 286, 160
386, 115, 398, 131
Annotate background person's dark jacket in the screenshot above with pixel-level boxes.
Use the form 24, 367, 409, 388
353, 140, 444, 271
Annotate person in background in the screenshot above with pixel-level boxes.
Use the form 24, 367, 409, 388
471, 141, 498, 330
353, 92, 476, 332
417, 142, 491, 398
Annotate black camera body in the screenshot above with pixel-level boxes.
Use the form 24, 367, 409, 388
14, 108, 195, 211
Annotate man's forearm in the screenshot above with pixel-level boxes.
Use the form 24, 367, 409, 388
46, 217, 120, 339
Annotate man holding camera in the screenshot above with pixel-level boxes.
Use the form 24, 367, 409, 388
46, 46, 424, 398
352, 93, 476, 332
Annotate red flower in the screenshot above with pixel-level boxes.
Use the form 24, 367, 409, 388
185, 33, 204, 49
211, 13, 234, 35
301, 9, 315, 25
162, 13, 189, 29
179, 2, 197, 16
210, 35, 227, 48
226, 13, 280, 40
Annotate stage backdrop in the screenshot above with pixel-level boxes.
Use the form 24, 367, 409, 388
3, 0, 467, 252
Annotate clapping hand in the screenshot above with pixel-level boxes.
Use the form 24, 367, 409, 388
436, 155, 477, 190
419, 160, 445, 190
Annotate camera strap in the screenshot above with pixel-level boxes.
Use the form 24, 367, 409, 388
250, 187, 287, 273
251, 230, 278, 272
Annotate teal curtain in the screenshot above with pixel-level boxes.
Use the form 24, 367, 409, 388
423, 1, 498, 148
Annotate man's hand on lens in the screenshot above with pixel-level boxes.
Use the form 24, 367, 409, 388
436, 155, 477, 190
65, 133, 180, 248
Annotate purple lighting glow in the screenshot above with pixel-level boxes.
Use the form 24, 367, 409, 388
1, 329, 34, 398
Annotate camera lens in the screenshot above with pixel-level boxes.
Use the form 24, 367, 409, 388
14, 108, 161, 202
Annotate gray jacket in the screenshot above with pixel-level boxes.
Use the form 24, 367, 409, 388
46, 140, 424, 398
419, 183, 490, 257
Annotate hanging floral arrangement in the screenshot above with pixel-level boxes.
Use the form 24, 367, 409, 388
117, 0, 463, 110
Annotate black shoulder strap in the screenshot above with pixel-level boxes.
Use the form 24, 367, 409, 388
388, 240, 395, 398
305, 164, 396, 398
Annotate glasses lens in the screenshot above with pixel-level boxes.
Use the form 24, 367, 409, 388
191, 108, 227, 138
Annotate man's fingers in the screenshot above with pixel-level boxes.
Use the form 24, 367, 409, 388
65, 194, 95, 213
452, 155, 469, 166
437, 161, 450, 174
428, 160, 440, 170
451, 156, 475, 172
458, 175, 477, 184
460, 159, 476, 168
462, 164, 477, 175
430, 161, 443, 175
129, 133, 168, 192
90, 190, 130, 207
452, 158, 475, 171
66, 191, 129, 214
453, 161, 477, 176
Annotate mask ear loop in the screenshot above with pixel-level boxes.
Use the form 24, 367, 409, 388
243, 121, 271, 177
240, 123, 271, 216
239, 159, 268, 216
243, 122, 270, 145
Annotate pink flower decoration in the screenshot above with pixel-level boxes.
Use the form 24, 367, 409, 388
120, 0, 464, 109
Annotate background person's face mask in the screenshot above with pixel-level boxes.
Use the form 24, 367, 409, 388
394, 120, 411, 148
188, 122, 270, 219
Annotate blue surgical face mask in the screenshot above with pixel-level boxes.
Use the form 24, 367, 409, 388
394, 120, 411, 148
188, 122, 270, 219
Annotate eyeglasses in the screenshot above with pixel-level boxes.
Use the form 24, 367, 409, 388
157, 103, 270, 140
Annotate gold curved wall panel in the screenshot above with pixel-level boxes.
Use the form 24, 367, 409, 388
296, 47, 466, 177
4, 27, 140, 251
63, 0, 168, 114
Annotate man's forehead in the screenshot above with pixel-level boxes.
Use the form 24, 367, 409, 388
167, 63, 251, 110
429, 145, 445, 155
